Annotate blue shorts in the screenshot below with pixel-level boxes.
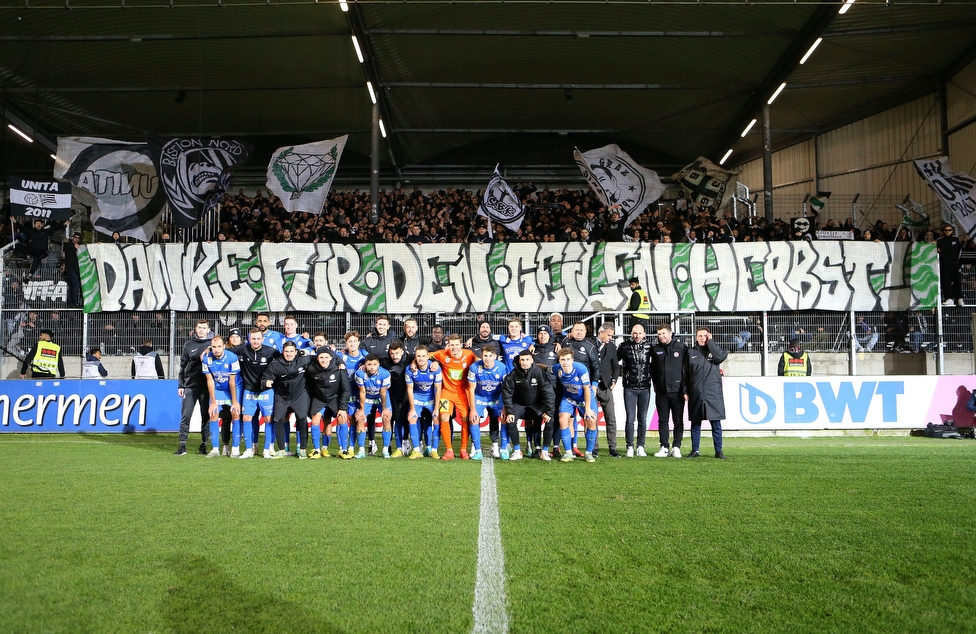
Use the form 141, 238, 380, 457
559, 398, 586, 417
413, 400, 436, 418
242, 390, 274, 418
474, 397, 503, 419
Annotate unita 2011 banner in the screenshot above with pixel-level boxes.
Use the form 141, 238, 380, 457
78, 241, 937, 314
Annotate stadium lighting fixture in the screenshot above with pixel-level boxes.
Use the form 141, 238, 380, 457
767, 82, 786, 105
366, 81, 377, 104
838, 0, 855, 15
799, 38, 822, 64
8, 124, 33, 143
50, 154, 58, 161
351, 36, 364, 63
741, 119, 757, 137
379, 119, 387, 138
339, 1, 349, 12
720, 149, 733, 165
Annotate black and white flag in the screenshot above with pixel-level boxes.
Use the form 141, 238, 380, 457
266, 136, 347, 214
9, 177, 73, 221
672, 156, 735, 214
148, 136, 252, 228
914, 157, 976, 239
477, 165, 526, 235
574, 144, 665, 229
55, 137, 167, 242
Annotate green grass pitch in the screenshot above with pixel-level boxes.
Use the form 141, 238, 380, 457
1, 434, 973, 633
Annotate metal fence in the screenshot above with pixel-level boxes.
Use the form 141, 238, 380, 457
2, 306, 973, 380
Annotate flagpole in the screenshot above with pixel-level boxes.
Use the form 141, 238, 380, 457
485, 164, 498, 239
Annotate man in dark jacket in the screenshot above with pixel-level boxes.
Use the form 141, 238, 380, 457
62, 230, 82, 307
231, 328, 279, 458
618, 323, 653, 457
176, 319, 214, 456
593, 322, 620, 457
466, 320, 500, 357
532, 325, 559, 372
382, 340, 410, 457
306, 347, 351, 459
363, 314, 395, 361
651, 323, 688, 458
502, 350, 555, 461
261, 341, 311, 458
684, 327, 728, 459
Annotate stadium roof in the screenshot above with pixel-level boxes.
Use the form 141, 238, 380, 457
2, 0, 975, 183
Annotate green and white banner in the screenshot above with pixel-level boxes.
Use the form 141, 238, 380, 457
78, 241, 938, 314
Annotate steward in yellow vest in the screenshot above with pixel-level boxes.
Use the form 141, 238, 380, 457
20, 329, 65, 379
777, 338, 811, 377
628, 277, 651, 327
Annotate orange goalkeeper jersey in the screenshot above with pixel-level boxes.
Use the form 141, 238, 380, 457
431, 348, 477, 398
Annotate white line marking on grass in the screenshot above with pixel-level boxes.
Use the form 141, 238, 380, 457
473, 456, 508, 634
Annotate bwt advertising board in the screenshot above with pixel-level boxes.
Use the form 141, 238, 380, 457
0, 380, 179, 432
721, 376, 976, 430
2, 376, 973, 432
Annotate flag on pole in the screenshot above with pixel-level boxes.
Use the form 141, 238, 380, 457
808, 191, 831, 216
914, 157, 976, 239
574, 144, 665, 229
54, 137, 167, 241
148, 136, 252, 228
671, 156, 735, 214
266, 136, 348, 214
477, 165, 526, 237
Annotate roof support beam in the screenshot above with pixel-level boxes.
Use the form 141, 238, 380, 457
346, 3, 402, 175
367, 28, 792, 38
708, 4, 838, 162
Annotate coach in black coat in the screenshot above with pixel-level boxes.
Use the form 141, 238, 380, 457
684, 328, 728, 459
502, 350, 556, 455
593, 322, 620, 456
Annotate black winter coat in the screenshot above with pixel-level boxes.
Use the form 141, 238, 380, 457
684, 338, 727, 421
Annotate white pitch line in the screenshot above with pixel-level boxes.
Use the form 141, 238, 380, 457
472, 456, 509, 634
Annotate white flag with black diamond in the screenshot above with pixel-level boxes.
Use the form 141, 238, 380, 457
477, 165, 526, 234
266, 135, 348, 214
574, 144, 665, 230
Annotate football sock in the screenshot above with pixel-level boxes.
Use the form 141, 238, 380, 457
394, 423, 403, 449
382, 430, 392, 452
571, 422, 578, 446
310, 423, 321, 451
337, 423, 349, 451
409, 422, 421, 449
500, 425, 509, 453
585, 429, 597, 453
323, 433, 331, 452
210, 421, 220, 450
357, 430, 366, 451
469, 424, 481, 450
431, 424, 440, 450
231, 420, 241, 450
459, 413, 469, 452
561, 427, 572, 453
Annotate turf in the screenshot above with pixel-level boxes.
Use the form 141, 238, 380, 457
1, 434, 974, 633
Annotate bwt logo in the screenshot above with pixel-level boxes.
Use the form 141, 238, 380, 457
739, 381, 904, 424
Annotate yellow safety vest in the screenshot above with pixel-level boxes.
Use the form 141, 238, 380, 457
781, 352, 810, 377
634, 288, 651, 319
32, 341, 61, 375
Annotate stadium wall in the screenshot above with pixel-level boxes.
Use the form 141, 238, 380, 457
735, 58, 976, 228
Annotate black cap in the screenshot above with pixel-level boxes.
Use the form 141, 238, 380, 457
228, 327, 241, 337
537, 325, 551, 335
316, 346, 333, 356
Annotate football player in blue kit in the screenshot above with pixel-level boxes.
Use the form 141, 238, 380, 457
337, 330, 368, 458
201, 335, 242, 458
466, 346, 507, 461
497, 318, 534, 373
354, 354, 393, 459
255, 312, 285, 352
551, 347, 598, 462
405, 345, 442, 459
